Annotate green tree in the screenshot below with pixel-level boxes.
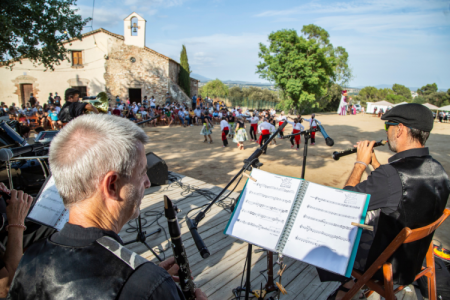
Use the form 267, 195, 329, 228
386, 94, 407, 104
359, 86, 378, 101
1, 0, 90, 70
377, 88, 395, 100
412, 96, 426, 104
257, 28, 336, 111
199, 79, 229, 97
228, 86, 243, 98
179, 45, 190, 96
392, 84, 412, 100
417, 83, 438, 96
426, 92, 449, 107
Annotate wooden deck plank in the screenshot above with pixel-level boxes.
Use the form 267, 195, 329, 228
120, 173, 421, 300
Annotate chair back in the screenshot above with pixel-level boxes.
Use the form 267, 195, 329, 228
405, 208, 450, 243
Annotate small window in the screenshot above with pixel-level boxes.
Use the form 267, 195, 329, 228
72, 51, 83, 66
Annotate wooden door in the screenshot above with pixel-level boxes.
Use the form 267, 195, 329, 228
21, 84, 33, 106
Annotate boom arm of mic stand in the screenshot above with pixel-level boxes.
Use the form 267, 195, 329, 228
187, 122, 289, 257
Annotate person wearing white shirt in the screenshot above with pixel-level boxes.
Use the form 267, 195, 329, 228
258, 118, 276, 154
150, 97, 156, 108
303, 113, 321, 145
55, 106, 61, 113
194, 108, 202, 125
220, 117, 230, 147
287, 119, 305, 150
276, 112, 287, 138
178, 109, 186, 127
246, 114, 259, 141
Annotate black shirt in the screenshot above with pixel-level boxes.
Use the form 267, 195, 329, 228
58, 101, 87, 123
344, 147, 430, 214
51, 223, 184, 300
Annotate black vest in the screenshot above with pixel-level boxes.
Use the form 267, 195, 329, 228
7, 236, 155, 299
366, 155, 450, 285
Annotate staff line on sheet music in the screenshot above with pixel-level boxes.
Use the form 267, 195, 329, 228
247, 201, 289, 213
303, 215, 353, 230
299, 225, 349, 242
241, 209, 285, 224
311, 196, 360, 209
254, 183, 295, 194
236, 219, 281, 235
307, 205, 354, 219
248, 191, 292, 204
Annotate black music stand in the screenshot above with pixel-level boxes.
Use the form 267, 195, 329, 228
123, 214, 163, 262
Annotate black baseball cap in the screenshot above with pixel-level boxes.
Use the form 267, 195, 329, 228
381, 103, 434, 132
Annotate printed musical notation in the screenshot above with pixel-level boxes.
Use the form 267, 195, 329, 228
241, 209, 284, 223
236, 219, 281, 236
254, 183, 295, 194
311, 196, 359, 209
307, 205, 354, 219
247, 200, 289, 213
303, 215, 353, 230
248, 191, 292, 204
294, 236, 321, 247
299, 225, 349, 242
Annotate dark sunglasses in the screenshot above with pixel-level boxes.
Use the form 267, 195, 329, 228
384, 122, 399, 131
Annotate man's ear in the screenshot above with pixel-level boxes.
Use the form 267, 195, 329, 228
102, 171, 121, 200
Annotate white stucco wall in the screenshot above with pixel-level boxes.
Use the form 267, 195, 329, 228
0, 32, 114, 106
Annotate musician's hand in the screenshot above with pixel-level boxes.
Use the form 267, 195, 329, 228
159, 256, 180, 282
355, 140, 376, 165
371, 151, 381, 169
0, 183, 10, 194
6, 190, 33, 225
195, 288, 208, 300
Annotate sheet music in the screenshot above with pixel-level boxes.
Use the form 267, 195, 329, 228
282, 182, 367, 275
28, 176, 68, 231
225, 169, 301, 251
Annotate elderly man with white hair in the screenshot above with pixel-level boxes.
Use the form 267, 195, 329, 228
7, 115, 207, 300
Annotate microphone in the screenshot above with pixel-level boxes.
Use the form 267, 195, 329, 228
317, 124, 334, 147
0, 143, 47, 161
186, 217, 210, 259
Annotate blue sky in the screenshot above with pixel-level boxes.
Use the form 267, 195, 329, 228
76, 0, 450, 89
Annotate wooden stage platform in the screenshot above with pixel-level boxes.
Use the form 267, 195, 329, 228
119, 173, 418, 300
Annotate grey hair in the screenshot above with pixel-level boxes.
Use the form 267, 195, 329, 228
49, 114, 149, 208
408, 127, 430, 146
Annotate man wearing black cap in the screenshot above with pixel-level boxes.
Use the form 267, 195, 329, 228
58, 88, 99, 124
319, 103, 450, 300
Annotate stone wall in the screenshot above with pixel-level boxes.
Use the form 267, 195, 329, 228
168, 79, 192, 107
168, 60, 179, 84
105, 39, 170, 104
190, 78, 199, 98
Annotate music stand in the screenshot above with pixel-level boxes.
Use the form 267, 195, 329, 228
123, 214, 163, 262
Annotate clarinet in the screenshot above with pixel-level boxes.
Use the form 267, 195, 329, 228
332, 140, 387, 161
164, 195, 196, 300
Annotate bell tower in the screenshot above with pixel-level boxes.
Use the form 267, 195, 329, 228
123, 12, 146, 48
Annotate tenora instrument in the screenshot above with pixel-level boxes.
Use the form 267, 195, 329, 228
82, 92, 109, 113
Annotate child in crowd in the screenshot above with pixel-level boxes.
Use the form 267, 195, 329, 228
200, 112, 213, 144
220, 117, 230, 147
287, 118, 305, 150
233, 116, 248, 150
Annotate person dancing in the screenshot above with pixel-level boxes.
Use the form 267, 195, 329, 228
258, 117, 276, 154
200, 112, 213, 144
228, 112, 235, 139
246, 113, 259, 142
276, 111, 287, 139
303, 113, 321, 145
233, 116, 248, 150
287, 118, 305, 150
220, 117, 230, 147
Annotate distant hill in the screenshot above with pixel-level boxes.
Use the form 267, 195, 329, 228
190, 73, 212, 82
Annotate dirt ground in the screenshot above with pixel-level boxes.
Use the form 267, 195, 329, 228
142, 112, 450, 249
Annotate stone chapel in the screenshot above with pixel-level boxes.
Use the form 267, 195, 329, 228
0, 12, 198, 107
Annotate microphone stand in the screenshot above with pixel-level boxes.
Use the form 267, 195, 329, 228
186, 122, 288, 300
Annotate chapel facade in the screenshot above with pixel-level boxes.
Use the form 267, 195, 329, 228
0, 12, 198, 107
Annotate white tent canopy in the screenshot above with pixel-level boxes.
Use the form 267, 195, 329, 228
393, 102, 408, 106
422, 103, 440, 110
366, 101, 394, 114
437, 105, 450, 111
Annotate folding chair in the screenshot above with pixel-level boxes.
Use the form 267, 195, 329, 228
343, 208, 450, 300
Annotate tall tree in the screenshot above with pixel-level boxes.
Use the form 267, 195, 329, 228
1, 0, 90, 70
257, 28, 336, 111
199, 79, 229, 97
392, 84, 412, 99
179, 45, 191, 96
417, 83, 438, 96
